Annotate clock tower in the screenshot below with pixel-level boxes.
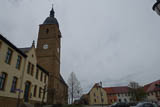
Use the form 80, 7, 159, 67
36, 7, 62, 104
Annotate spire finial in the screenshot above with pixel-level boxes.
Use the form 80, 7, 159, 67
50, 4, 55, 17
32, 40, 35, 47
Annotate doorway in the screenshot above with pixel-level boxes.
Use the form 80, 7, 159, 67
24, 81, 31, 102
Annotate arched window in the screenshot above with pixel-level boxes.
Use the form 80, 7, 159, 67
0, 72, 7, 90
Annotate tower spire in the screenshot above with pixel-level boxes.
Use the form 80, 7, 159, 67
50, 4, 55, 17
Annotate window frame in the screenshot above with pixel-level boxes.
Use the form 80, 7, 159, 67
33, 85, 37, 97
10, 76, 18, 93
39, 87, 42, 98
0, 72, 7, 90
36, 68, 39, 80
5, 48, 13, 64
31, 64, 34, 76
40, 71, 43, 82
27, 62, 31, 74
16, 55, 22, 69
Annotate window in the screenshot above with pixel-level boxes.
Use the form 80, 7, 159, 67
46, 28, 49, 34
94, 99, 96, 103
39, 87, 42, 98
110, 100, 112, 103
44, 74, 46, 83
124, 98, 127, 102
36, 69, 39, 79
5, 48, 13, 64
0, 72, 7, 90
27, 62, 31, 74
94, 93, 96, 97
118, 93, 120, 96
101, 98, 104, 102
40, 72, 43, 82
31, 64, 34, 76
151, 92, 153, 95
16, 56, 22, 69
128, 93, 130, 96
33, 85, 37, 97
10, 77, 17, 93
101, 92, 103, 96
125, 93, 127, 96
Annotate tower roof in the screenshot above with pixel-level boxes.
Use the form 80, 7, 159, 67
43, 7, 59, 26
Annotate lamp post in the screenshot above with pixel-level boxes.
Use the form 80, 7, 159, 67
153, 0, 160, 15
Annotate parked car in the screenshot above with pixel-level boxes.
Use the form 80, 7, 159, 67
128, 102, 138, 107
110, 102, 129, 107
136, 102, 158, 107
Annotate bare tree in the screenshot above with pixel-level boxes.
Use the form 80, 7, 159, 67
128, 81, 146, 101
67, 72, 82, 104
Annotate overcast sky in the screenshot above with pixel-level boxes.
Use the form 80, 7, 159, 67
1, 0, 160, 93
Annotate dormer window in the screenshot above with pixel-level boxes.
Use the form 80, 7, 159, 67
46, 28, 49, 34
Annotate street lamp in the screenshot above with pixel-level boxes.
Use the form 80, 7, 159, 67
153, 0, 160, 16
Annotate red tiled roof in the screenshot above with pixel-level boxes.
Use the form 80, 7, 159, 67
144, 80, 160, 92
103, 87, 115, 94
103, 86, 129, 94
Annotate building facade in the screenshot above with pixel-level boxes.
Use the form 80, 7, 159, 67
87, 83, 108, 105
36, 8, 68, 104
104, 86, 132, 104
0, 35, 49, 107
144, 80, 160, 102
0, 7, 68, 106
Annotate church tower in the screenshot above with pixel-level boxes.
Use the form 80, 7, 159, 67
36, 7, 62, 104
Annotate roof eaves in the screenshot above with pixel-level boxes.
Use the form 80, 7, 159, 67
37, 64, 49, 75
0, 34, 27, 58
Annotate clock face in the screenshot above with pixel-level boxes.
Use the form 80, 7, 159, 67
43, 44, 48, 49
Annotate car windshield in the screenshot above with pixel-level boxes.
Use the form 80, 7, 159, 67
112, 102, 118, 106
136, 103, 144, 106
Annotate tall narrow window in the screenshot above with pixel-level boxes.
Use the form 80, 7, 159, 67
5, 48, 13, 64
39, 87, 42, 98
94, 99, 96, 103
31, 64, 34, 76
34, 85, 37, 97
0, 72, 7, 90
16, 56, 22, 69
46, 28, 49, 34
40, 72, 43, 82
44, 74, 46, 83
10, 77, 17, 93
27, 62, 31, 74
36, 69, 39, 79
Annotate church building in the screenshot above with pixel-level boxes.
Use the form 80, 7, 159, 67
36, 7, 68, 104
0, 7, 68, 107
